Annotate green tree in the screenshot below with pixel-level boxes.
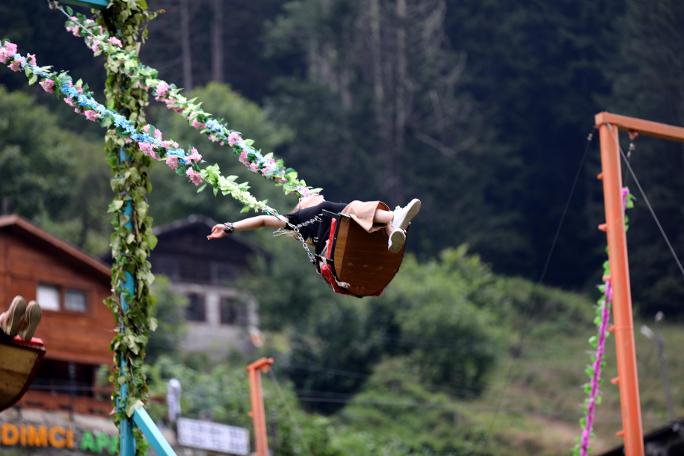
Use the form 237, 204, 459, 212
0, 86, 111, 254
264, 0, 507, 258
147, 275, 188, 363
0, 87, 77, 217
606, 0, 684, 318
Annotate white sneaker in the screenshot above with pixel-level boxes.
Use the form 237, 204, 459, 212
0, 296, 27, 338
392, 198, 421, 231
388, 228, 406, 253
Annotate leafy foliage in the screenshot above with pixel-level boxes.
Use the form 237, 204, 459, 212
99, 1, 157, 453
146, 275, 188, 363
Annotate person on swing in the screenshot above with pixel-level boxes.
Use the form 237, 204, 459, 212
206, 196, 421, 254
0, 295, 42, 341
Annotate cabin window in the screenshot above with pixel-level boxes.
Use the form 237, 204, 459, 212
185, 293, 206, 322
37, 284, 60, 311
219, 297, 249, 326
65, 289, 88, 312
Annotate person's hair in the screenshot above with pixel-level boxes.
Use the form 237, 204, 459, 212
292, 194, 325, 212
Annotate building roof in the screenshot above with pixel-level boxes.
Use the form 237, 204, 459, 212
0, 215, 110, 283
152, 214, 263, 257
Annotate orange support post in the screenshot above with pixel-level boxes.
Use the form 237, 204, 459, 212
247, 357, 274, 456
597, 120, 644, 456
595, 111, 684, 455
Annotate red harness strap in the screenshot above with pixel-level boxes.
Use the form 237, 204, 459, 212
319, 218, 352, 295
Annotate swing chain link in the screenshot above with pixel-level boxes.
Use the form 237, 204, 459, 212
286, 216, 322, 268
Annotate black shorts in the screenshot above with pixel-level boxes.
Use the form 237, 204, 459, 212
285, 201, 348, 254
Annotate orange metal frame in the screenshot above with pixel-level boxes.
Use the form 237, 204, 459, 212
595, 111, 684, 456
247, 357, 274, 456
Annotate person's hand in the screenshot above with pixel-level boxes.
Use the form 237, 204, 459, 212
207, 224, 228, 240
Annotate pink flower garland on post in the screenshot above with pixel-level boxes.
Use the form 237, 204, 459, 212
579, 279, 612, 456
62, 10, 321, 200
575, 187, 634, 456
0, 39, 278, 216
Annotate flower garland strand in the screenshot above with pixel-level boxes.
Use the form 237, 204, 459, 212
575, 187, 634, 456
0, 39, 278, 217
61, 7, 320, 199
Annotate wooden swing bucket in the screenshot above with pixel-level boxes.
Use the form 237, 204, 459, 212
328, 214, 406, 297
0, 336, 46, 412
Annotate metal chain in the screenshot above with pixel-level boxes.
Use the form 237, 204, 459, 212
284, 216, 322, 266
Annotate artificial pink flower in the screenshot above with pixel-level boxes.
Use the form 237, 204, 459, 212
262, 159, 277, 175
191, 119, 205, 130
186, 147, 202, 164
138, 142, 158, 159
186, 168, 203, 186
155, 81, 170, 99
228, 132, 242, 146
165, 155, 179, 170
161, 140, 179, 149
108, 37, 123, 48
39, 79, 55, 93
66, 25, 80, 37
4, 42, 17, 56
249, 162, 259, 173
9, 57, 24, 72
64, 97, 76, 108
297, 186, 312, 197
27, 54, 36, 66
238, 150, 249, 165
84, 110, 100, 122
0, 49, 10, 64
89, 39, 102, 54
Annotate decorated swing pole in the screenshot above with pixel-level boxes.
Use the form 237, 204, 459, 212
100, 1, 156, 454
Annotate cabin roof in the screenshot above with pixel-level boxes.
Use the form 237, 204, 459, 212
0, 215, 110, 283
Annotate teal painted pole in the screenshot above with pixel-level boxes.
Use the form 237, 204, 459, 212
61, 0, 110, 9
133, 408, 177, 456
118, 147, 135, 456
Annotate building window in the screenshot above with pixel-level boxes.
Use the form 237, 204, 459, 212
65, 289, 87, 313
37, 284, 60, 311
219, 297, 248, 326
186, 293, 206, 322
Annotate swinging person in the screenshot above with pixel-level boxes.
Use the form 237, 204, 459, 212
207, 196, 421, 254
0, 295, 42, 341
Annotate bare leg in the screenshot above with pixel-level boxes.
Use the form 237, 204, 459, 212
373, 209, 395, 236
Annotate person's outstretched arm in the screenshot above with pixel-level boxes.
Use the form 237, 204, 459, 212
207, 215, 287, 240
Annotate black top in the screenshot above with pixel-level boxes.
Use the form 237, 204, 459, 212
285, 201, 347, 254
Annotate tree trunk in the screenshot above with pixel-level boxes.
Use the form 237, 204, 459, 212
180, 0, 193, 90
211, 0, 224, 82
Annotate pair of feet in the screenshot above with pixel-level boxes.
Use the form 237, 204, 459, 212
388, 198, 422, 253
0, 296, 42, 341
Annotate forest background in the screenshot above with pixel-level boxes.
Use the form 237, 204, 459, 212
1, 0, 683, 454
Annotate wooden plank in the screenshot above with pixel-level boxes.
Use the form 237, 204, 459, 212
595, 112, 684, 143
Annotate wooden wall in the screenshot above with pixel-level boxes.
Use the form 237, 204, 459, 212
0, 231, 114, 366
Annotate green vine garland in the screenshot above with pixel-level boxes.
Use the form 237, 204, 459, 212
99, 1, 156, 453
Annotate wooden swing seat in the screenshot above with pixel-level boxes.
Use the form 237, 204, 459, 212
319, 211, 406, 297
0, 335, 46, 412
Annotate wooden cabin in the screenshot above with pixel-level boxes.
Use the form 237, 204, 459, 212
0, 215, 113, 416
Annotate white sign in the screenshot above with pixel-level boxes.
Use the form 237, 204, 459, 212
177, 417, 250, 455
